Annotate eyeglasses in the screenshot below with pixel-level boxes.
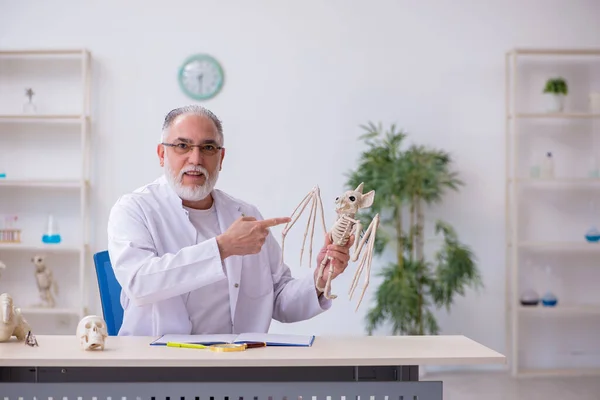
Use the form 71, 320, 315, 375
162, 142, 224, 156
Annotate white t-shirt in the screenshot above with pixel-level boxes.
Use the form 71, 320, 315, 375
184, 202, 232, 334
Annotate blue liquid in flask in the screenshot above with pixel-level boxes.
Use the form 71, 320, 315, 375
542, 292, 558, 307
42, 215, 61, 244
42, 234, 61, 244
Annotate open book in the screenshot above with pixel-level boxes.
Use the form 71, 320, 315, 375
150, 332, 315, 347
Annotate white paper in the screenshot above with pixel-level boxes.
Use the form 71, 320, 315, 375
234, 332, 314, 346
151, 332, 314, 346
152, 333, 237, 345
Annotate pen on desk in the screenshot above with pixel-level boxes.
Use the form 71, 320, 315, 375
243, 342, 267, 349
166, 342, 207, 349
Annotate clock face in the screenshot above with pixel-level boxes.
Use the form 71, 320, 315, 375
178, 54, 224, 100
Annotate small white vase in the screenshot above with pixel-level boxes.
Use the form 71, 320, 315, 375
545, 93, 565, 113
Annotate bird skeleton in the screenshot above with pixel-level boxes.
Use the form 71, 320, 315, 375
281, 182, 380, 311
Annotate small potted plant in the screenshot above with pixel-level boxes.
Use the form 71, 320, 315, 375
543, 77, 568, 112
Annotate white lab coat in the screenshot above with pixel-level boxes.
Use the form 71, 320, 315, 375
107, 175, 331, 336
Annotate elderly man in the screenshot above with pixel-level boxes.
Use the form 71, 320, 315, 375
107, 105, 353, 336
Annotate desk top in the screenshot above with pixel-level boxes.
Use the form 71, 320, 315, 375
0, 334, 505, 368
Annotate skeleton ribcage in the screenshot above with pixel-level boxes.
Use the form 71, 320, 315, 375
332, 216, 354, 246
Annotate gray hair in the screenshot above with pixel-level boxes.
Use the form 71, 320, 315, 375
160, 105, 224, 145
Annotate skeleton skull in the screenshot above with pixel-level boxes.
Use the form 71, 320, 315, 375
334, 182, 375, 216
76, 315, 108, 351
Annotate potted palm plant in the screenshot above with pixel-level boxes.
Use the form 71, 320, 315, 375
345, 122, 483, 338
543, 77, 568, 112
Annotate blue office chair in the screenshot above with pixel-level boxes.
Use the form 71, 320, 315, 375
93, 250, 124, 336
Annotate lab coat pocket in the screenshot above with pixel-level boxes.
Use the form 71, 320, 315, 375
240, 255, 273, 298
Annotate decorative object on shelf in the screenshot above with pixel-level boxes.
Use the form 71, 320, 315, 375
281, 182, 379, 309
0, 293, 31, 342
0, 215, 20, 243
520, 289, 540, 306
0, 260, 5, 280
541, 152, 555, 178
543, 77, 568, 112
541, 265, 558, 307
31, 255, 59, 308
42, 214, 61, 244
22, 88, 37, 113
541, 292, 558, 307
585, 226, 600, 242
76, 315, 108, 351
590, 91, 600, 113
178, 53, 225, 101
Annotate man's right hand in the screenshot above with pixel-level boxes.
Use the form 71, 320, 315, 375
216, 216, 291, 259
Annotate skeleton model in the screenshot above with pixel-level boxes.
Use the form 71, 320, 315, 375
31, 255, 59, 308
281, 182, 380, 311
0, 292, 31, 342
76, 315, 108, 351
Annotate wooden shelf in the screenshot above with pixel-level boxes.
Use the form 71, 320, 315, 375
509, 112, 600, 119
519, 305, 600, 316
19, 307, 80, 316
512, 178, 600, 186
0, 114, 87, 123
0, 242, 84, 254
518, 368, 600, 378
0, 179, 86, 189
0, 49, 89, 56
509, 48, 600, 56
516, 241, 600, 252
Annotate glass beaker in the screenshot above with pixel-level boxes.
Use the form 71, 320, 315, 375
42, 214, 61, 244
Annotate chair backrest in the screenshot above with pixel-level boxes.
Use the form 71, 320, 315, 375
93, 250, 124, 336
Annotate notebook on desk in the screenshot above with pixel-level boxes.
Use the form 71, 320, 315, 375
150, 332, 315, 347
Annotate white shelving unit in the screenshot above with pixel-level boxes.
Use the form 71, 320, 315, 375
506, 48, 600, 377
0, 49, 91, 334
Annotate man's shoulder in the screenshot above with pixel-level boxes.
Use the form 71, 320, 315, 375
111, 176, 169, 213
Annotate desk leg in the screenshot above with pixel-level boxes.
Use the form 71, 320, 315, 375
0, 381, 443, 400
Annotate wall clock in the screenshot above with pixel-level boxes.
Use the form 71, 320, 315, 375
178, 54, 224, 101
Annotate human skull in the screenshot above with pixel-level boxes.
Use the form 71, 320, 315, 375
76, 315, 108, 351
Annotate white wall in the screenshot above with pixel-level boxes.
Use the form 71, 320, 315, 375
1, 0, 600, 372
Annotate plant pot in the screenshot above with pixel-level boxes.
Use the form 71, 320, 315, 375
545, 93, 565, 113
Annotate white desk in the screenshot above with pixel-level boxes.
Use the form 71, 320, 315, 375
0, 334, 505, 400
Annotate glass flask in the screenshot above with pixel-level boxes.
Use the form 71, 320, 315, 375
42, 214, 61, 244
541, 265, 558, 307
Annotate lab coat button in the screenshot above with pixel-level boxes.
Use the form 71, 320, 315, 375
234, 283, 239, 288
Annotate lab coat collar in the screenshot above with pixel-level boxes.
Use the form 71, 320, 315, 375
156, 174, 245, 319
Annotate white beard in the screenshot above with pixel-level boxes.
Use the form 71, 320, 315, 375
164, 153, 220, 202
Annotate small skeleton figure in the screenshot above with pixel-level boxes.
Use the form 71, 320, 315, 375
281, 182, 380, 311
0, 293, 31, 342
31, 255, 59, 308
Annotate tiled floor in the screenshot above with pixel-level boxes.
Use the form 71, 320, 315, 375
423, 371, 600, 400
